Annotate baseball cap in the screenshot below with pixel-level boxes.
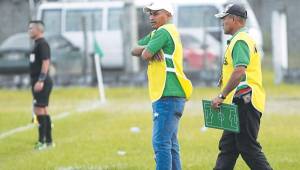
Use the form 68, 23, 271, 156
143, 2, 174, 16
215, 3, 247, 19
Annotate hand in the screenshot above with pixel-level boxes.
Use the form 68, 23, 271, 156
34, 81, 44, 92
152, 53, 163, 61
212, 96, 224, 109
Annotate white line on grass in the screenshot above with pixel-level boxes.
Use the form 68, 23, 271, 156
0, 124, 35, 140
0, 101, 104, 140
0, 112, 69, 140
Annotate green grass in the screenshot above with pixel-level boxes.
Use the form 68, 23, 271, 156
1, 71, 300, 170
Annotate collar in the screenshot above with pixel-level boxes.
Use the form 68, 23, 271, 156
156, 21, 172, 30
227, 27, 248, 44
35, 37, 44, 42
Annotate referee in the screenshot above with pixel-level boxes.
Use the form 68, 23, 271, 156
28, 20, 54, 150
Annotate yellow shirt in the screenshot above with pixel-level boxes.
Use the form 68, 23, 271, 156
147, 24, 193, 102
221, 31, 265, 113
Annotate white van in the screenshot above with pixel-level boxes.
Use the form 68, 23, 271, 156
134, 0, 263, 82
37, 1, 125, 69
175, 0, 263, 53
38, 0, 263, 74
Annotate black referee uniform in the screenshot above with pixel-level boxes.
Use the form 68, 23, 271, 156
30, 37, 53, 144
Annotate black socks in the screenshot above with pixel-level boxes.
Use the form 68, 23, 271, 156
45, 115, 52, 143
37, 115, 46, 143
37, 115, 52, 143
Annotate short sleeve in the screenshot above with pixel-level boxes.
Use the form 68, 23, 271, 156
138, 33, 151, 46
38, 42, 51, 60
232, 40, 250, 67
146, 28, 170, 55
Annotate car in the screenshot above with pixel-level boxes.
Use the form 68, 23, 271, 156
0, 33, 83, 85
0, 33, 31, 74
181, 33, 218, 71
180, 33, 220, 86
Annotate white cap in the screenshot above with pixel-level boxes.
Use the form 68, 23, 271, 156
143, 2, 174, 16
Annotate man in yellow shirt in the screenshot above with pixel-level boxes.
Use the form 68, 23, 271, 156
212, 4, 272, 170
131, 2, 192, 170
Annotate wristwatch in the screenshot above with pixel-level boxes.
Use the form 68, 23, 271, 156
218, 93, 226, 100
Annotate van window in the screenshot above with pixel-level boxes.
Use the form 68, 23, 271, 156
65, 9, 103, 31
178, 5, 219, 28
42, 9, 62, 34
108, 8, 123, 30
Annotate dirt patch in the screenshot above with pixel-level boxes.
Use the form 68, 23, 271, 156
94, 98, 300, 115
265, 98, 300, 114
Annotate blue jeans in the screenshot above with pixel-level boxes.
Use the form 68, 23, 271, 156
152, 97, 186, 170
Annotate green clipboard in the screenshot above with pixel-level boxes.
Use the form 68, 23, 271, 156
202, 100, 240, 133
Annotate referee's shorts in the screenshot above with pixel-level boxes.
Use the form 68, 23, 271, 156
31, 77, 53, 107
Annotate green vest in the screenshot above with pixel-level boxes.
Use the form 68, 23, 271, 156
222, 32, 265, 113
147, 24, 193, 102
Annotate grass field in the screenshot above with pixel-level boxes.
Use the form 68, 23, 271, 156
1, 70, 300, 170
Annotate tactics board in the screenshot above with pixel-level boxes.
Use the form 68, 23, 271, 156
202, 100, 240, 133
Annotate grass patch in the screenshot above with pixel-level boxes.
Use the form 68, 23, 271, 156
1, 76, 300, 169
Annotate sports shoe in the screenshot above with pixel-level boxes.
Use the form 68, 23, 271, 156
34, 142, 47, 150
46, 142, 56, 148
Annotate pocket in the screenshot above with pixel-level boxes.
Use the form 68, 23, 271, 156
174, 99, 185, 118
175, 112, 182, 119
242, 93, 251, 104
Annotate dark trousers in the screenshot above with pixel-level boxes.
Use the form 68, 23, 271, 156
214, 98, 272, 170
